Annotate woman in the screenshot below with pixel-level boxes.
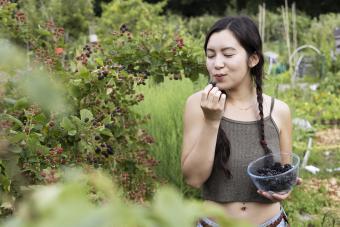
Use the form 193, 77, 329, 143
181, 16, 301, 227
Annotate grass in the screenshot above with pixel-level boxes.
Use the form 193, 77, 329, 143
132, 75, 208, 198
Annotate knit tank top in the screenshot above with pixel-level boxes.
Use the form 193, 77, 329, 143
202, 97, 280, 203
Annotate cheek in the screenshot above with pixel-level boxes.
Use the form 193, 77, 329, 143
206, 60, 214, 72
227, 55, 248, 71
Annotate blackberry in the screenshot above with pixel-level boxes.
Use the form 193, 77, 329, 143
255, 162, 296, 192
107, 147, 113, 155
209, 81, 216, 87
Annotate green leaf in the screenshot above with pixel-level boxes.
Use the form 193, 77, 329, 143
8, 132, 26, 143
33, 113, 47, 124
70, 79, 82, 86
80, 109, 93, 123
60, 117, 75, 131
0, 113, 23, 127
14, 97, 29, 109
10, 146, 23, 154
3, 97, 16, 105
98, 128, 113, 137
68, 130, 77, 136
95, 58, 104, 66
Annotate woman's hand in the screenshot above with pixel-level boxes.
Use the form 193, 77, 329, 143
200, 83, 227, 122
257, 177, 303, 202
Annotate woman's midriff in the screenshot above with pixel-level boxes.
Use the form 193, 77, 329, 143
203, 200, 281, 225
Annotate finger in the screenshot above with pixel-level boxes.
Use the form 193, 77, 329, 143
272, 192, 290, 201
201, 84, 214, 102
212, 90, 222, 103
219, 94, 227, 108
296, 177, 303, 185
208, 87, 219, 103
257, 190, 275, 201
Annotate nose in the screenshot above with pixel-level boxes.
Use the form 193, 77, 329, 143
214, 55, 225, 69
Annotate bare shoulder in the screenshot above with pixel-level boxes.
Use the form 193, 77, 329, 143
264, 94, 291, 131
186, 90, 202, 104
272, 98, 291, 118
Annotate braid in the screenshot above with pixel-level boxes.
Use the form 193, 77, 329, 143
215, 126, 231, 178
254, 77, 272, 154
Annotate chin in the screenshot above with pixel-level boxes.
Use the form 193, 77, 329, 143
215, 83, 229, 91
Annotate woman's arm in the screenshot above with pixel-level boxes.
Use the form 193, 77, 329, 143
276, 99, 293, 163
181, 85, 226, 188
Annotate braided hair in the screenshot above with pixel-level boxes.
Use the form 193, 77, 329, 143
204, 16, 272, 178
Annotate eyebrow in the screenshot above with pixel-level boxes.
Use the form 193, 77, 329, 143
207, 47, 236, 52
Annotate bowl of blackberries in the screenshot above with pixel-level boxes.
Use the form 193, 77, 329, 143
247, 153, 300, 194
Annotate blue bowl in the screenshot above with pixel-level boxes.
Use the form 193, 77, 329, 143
247, 153, 300, 194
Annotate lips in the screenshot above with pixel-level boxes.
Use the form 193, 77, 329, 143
214, 75, 226, 82
214, 74, 226, 77
213, 74, 226, 82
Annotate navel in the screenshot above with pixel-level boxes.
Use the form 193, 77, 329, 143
241, 203, 247, 211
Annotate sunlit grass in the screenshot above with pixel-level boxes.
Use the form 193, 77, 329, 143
132, 75, 208, 197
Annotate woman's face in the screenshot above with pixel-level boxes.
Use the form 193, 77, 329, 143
205, 29, 253, 91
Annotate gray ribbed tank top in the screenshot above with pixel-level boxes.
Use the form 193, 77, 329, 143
202, 97, 280, 203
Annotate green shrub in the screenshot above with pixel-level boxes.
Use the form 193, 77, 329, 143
1, 168, 249, 227
0, 40, 157, 210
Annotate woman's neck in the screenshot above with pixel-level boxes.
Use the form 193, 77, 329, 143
227, 84, 257, 105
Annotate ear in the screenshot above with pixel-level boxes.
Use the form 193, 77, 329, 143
248, 53, 260, 68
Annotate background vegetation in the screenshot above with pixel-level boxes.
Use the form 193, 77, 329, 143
0, 0, 339, 226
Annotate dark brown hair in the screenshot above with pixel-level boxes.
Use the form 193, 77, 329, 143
204, 16, 272, 178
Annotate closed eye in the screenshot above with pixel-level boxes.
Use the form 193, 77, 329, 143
224, 54, 234, 58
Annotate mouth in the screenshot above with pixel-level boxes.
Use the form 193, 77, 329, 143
213, 74, 226, 78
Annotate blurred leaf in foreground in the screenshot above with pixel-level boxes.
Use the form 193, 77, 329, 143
2, 168, 250, 227
0, 40, 69, 114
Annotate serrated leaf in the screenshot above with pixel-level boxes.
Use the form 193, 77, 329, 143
80, 109, 93, 122
10, 146, 23, 154
98, 128, 113, 137
68, 130, 77, 136
60, 117, 75, 132
3, 98, 16, 105
95, 58, 104, 66
106, 88, 113, 95
8, 132, 26, 143
0, 113, 23, 127
14, 97, 29, 109
70, 79, 82, 86
33, 113, 47, 124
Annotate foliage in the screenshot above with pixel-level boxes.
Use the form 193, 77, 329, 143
101, 28, 205, 84
1, 0, 340, 225
318, 71, 340, 95
264, 9, 311, 44
185, 14, 219, 38
98, 0, 167, 34
0, 37, 157, 214
18, 0, 94, 41
301, 13, 340, 71
97, 0, 205, 83
0, 2, 68, 72
1, 168, 249, 227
